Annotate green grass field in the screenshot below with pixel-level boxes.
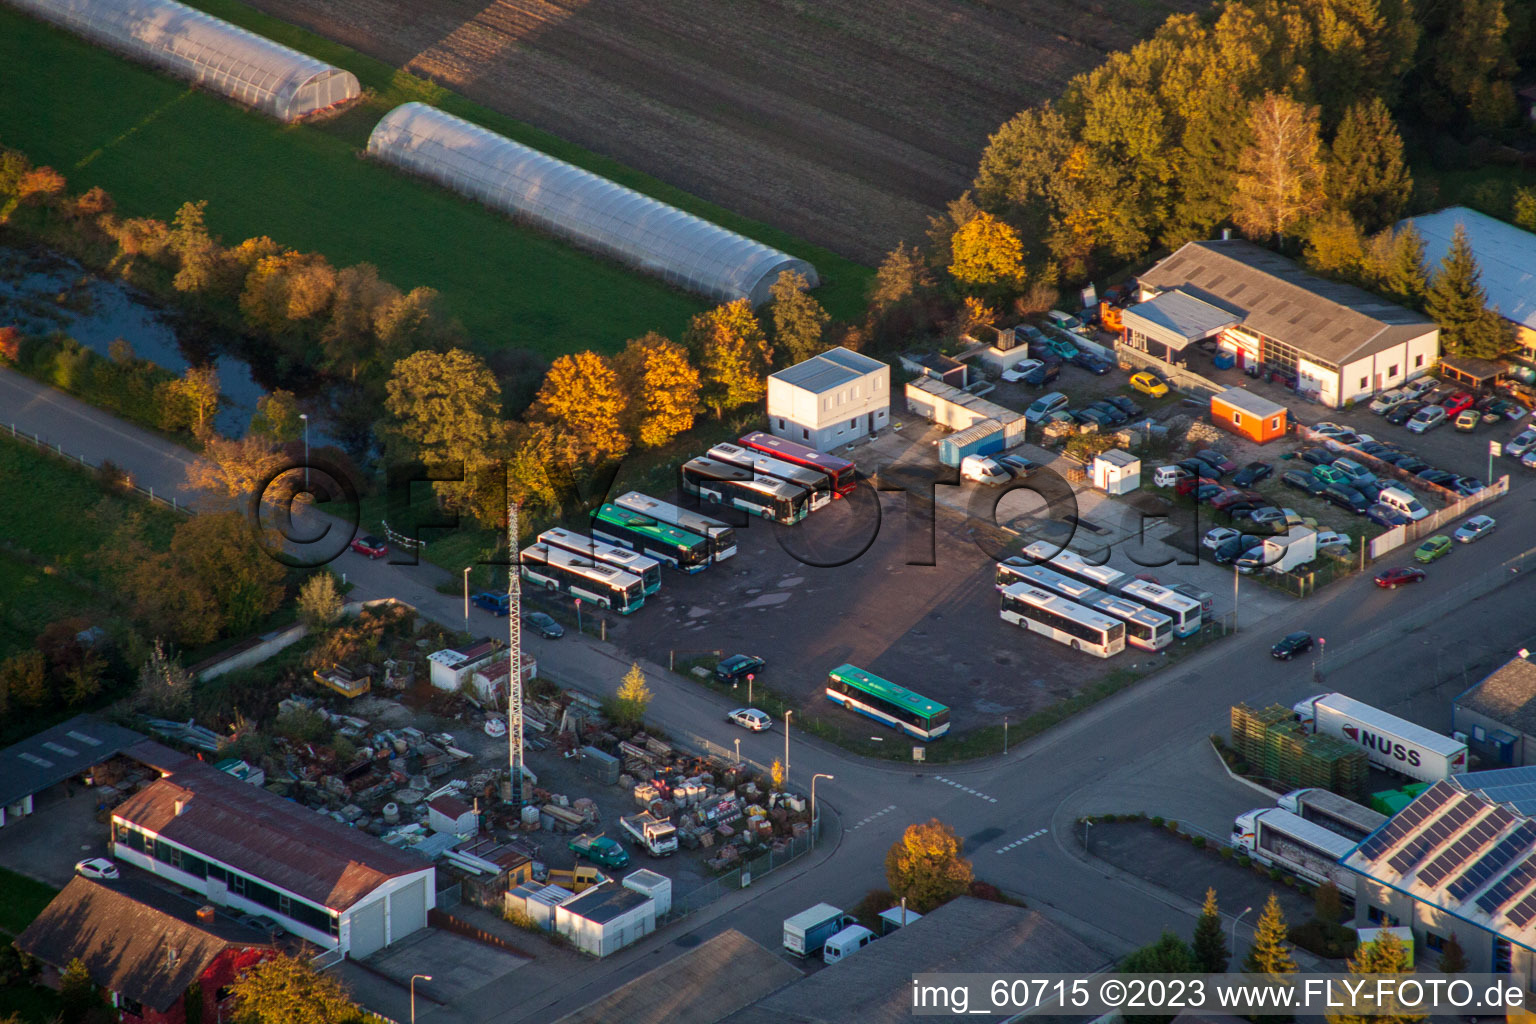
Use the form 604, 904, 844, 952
0, 867, 57, 937
0, 2, 871, 358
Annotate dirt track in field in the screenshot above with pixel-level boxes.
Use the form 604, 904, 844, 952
250, 0, 1202, 263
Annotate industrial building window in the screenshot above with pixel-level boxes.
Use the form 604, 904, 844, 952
1425, 932, 1446, 952
1367, 905, 1385, 924
1416, 354, 1425, 367
279, 895, 292, 916
1389, 364, 1399, 378
1360, 377, 1368, 390
801, 429, 809, 441
229, 875, 246, 897
1270, 417, 1280, 429
849, 419, 857, 430
776, 418, 785, 430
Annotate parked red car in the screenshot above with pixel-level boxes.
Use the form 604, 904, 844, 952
350, 535, 388, 559
1373, 566, 1426, 589
1441, 391, 1476, 416
1210, 488, 1265, 510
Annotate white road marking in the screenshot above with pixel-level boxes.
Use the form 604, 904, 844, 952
933, 775, 999, 803
994, 828, 1049, 853
848, 805, 897, 831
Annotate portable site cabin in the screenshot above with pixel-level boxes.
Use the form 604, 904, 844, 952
1090, 450, 1140, 495
1212, 387, 1288, 444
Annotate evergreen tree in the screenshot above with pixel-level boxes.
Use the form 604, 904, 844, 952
1192, 887, 1230, 973
1303, 210, 1367, 280
1244, 892, 1298, 976
1430, 0, 1517, 131
1122, 932, 1198, 1024
1326, 99, 1412, 232
1327, 930, 1423, 1024
58, 957, 100, 1024
1380, 226, 1430, 309
870, 243, 935, 311
612, 663, 652, 728
1426, 223, 1507, 359
769, 269, 830, 368
1438, 932, 1469, 973
1313, 880, 1344, 923
1514, 187, 1536, 233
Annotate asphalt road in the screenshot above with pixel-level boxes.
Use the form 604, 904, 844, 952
9, 366, 1536, 1021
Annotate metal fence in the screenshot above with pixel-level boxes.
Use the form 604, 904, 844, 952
436, 884, 462, 911
658, 828, 817, 926
5, 422, 193, 515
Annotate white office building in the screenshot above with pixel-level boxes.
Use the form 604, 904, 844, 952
766, 347, 889, 451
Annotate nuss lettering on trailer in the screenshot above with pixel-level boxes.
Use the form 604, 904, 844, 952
1342, 724, 1423, 767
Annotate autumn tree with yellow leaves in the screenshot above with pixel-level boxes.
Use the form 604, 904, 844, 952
948, 211, 1026, 292
528, 350, 630, 466
687, 300, 772, 417
614, 333, 701, 448
884, 819, 974, 913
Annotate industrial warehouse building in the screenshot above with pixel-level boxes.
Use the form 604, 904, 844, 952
1406, 207, 1536, 363
367, 103, 816, 306
1135, 239, 1439, 408
109, 750, 435, 958
1344, 773, 1536, 981
1455, 655, 1536, 768
553, 883, 656, 957
767, 347, 889, 451
0, 714, 144, 828
8, 0, 359, 121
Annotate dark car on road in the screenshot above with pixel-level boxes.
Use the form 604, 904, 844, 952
1385, 401, 1425, 425
1177, 459, 1221, 481
1374, 566, 1426, 589
715, 654, 766, 684
1195, 449, 1238, 474
1281, 469, 1328, 495
471, 591, 510, 615
1322, 485, 1370, 514
1214, 534, 1267, 565
1417, 468, 1458, 486
523, 611, 565, 638
1366, 504, 1411, 527
1071, 351, 1113, 375
1233, 462, 1273, 487
1271, 632, 1315, 660
1396, 456, 1430, 474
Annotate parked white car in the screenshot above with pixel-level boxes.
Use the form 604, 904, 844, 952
1203, 527, 1242, 551
1407, 406, 1447, 433
1454, 515, 1496, 544
75, 858, 119, 881
1508, 428, 1536, 457
1402, 376, 1438, 398
727, 708, 772, 732
1313, 530, 1351, 548
960, 455, 1011, 486
1000, 359, 1044, 383
1369, 390, 1409, 414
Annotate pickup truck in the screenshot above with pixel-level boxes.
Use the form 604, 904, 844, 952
620, 813, 679, 857
470, 591, 510, 615
568, 834, 630, 869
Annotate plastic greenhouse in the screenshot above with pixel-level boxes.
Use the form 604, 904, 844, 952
367, 103, 819, 306
8, 0, 360, 122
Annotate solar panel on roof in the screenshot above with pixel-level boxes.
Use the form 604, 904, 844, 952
1450, 822, 1536, 900
1507, 889, 1536, 929
1419, 810, 1514, 888
1359, 782, 1458, 859
1387, 796, 1481, 874
1476, 857, 1536, 914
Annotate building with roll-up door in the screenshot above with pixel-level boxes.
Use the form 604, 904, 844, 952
109, 754, 433, 958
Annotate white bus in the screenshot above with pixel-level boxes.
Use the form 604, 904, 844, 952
519, 543, 646, 615
615, 491, 737, 562
708, 442, 833, 510
996, 561, 1172, 653
1277, 788, 1388, 843
1117, 578, 1202, 637
539, 527, 662, 596
1232, 807, 1357, 897
680, 457, 810, 526
1020, 541, 1127, 591
999, 581, 1126, 659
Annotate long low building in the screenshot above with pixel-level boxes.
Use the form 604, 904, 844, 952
0, 714, 144, 828
109, 746, 434, 958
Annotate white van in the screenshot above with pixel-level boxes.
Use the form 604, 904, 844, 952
1377, 486, 1429, 521
1154, 465, 1191, 488
823, 924, 876, 964
1046, 310, 1088, 335
961, 455, 1011, 486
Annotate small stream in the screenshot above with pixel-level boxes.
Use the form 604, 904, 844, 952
0, 247, 312, 441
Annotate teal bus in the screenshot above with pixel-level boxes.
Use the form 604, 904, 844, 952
825, 664, 950, 741
590, 503, 710, 574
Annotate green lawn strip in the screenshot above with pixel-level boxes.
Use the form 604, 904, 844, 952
0, 553, 121, 658
177, 0, 873, 323
0, 436, 179, 587
0, 866, 57, 936
0, 8, 703, 358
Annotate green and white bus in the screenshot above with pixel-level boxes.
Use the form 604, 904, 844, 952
519, 543, 646, 614
614, 491, 736, 562
590, 503, 710, 574
539, 527, 662, 596
825, 664, 950, 741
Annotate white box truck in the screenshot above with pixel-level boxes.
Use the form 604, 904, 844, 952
1262, 527, 1317, 573
1231, 807, 1357, 897
783, 903, 852, 958
1293, 692, 1468, 782
619, 812, 679, 857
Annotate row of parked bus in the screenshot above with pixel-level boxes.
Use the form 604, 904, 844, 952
992, 542, 1207, 659
678, 431, 857, 526
516, 434, 859, 616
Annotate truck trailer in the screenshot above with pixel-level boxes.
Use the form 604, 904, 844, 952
1277, 788, 1387, 842
620, 812, 679, 857
1293, 692, 1468, 783
783, 903, 852, 958
1231, 808, 1357, 897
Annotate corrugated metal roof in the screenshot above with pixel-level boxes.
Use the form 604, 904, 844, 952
0, 715, 144, 808
1405, 207, 1536, 331
1213, 387, 1287, 418
1121, 289, 1239, 347
906, 376, 1024, 425
1139, 240, 1434, 364
945, 418, 1005, 446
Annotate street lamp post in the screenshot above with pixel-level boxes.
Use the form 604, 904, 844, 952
784, 710, 793, 788
410, 974, 432, 1024
1232, 564, 1240, 633
1003, 716, 1009, 755
734, 737, 741, 765
299, 413, 309, 493
462, 567, 471, 635
747, 672, 755, 705
811, 773, 833, 842
1231, 906, 1254, 958
1083, 818, 1092, 854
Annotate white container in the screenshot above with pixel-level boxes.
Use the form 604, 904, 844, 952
382, 802, 400, 824
521, 805, 541, 829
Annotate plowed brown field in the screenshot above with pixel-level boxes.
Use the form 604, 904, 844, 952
242, 0, 1200, 263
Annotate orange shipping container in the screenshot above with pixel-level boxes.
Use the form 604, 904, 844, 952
1211, 387, 1288, 444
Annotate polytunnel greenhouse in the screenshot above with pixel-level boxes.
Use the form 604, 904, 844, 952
367, 102, 818, 306
7, 0, 359, 122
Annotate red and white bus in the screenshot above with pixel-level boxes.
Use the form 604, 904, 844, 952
738, 431, 858, 498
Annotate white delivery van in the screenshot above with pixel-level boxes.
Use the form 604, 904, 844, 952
822, 924, 876, 963
961, 455, 1011, 486
1153, 465, 1190, 488
1377, 486, 1429, 521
